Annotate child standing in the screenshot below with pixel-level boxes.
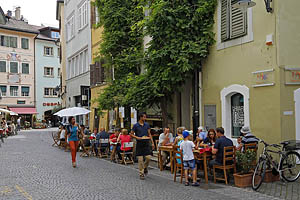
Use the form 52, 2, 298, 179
180, 130, 199, 186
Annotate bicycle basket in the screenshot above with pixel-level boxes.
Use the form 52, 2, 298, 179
283, 140, 300, 151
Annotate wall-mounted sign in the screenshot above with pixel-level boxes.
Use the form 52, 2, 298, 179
43, 102, 61, 106
285, 67, 300, 85
8, 74, 20, 83
252, 69, 275, 87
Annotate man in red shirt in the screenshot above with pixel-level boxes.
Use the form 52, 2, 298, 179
110, 128, 120, 162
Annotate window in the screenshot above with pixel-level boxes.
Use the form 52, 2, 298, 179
0, 61, 6, 72
0, 85, 7, 96
44, 88, 58, 97
10, 86, 18, 96
67, 15, 75, 41
51, 32, 60, 39
95, 6, 100, 24
44, 47, 53, 56
10, 62, 18, 73
231, 93, 244, 137
17, 100, 25, 104
78, 1, 88, 30
21, 38, 29, 49
58, 48, 60, 58
220, 0, 247, 42
0, 35, 17, 48
21, 86, 30, 96
44, 67, 54, 76
58, 68, 61, 77
22, 63, 29, 74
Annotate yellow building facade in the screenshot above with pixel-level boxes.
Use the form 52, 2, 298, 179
89, 0, 109, 132
201, 0, 300, 145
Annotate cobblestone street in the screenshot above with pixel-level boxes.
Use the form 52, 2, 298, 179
0, 128, 283, 200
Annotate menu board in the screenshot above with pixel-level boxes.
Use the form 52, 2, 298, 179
232, 106, 244, 127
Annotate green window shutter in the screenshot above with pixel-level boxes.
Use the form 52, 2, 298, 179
10, 37, 17, 48
221, 0, 230, 42
21, 38, 29, 49
0, 61, 6, 72
229, 0, 247, 39
10, 62, 18, 73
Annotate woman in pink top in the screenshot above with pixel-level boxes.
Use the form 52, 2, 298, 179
118, 129, 132, 151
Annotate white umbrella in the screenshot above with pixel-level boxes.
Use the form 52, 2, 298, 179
0, 108, 18, 116
54, 107, 91, 117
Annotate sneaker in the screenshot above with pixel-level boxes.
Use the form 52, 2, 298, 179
192, 182, 200, 187
144, 168, 148, 176
140, 174, 145, 180
185, 182, 189, 186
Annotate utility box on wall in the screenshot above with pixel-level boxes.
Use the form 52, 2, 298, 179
204, 105, 216, 131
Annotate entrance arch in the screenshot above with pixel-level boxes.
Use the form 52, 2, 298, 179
295, 88, 300, 140
221, 84, 250, 143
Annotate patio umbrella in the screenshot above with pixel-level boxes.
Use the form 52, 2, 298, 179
53, 107, 91, 117
0, 108, 18, 116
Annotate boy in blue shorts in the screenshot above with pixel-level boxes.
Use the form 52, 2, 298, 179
180, 130, 199, 186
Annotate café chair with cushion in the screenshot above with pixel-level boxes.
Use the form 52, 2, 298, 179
120, 142, 134, 165
80, 138, 92, 157
98, 138, 110, 158
173, 145, 184, 183
213, 146, 236, 185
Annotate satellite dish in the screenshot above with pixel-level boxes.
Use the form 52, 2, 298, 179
232, 0, 256, 13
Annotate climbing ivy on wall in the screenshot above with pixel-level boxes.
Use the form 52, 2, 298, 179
95, 0, 217, 121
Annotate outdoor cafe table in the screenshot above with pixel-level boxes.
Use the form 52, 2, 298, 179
158, 145, 174, 173
193, 147, 212, 184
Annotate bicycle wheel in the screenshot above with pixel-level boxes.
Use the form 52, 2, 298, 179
252, 158, 266, 190
280, 151, 300, 182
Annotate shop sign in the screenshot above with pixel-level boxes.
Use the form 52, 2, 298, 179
285, 67, 300, 85
43, 102, 61, 106
252, 69, 275, 87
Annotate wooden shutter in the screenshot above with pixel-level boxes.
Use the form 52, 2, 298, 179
221, 0, 230, 42
90, 4, 95, 28
229, 0, 247, 39
99, 61, 105, 83
90, 64, 95, 86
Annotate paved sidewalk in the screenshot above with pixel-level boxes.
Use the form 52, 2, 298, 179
0, 128, 283, 200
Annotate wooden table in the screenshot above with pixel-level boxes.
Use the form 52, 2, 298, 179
194, 148, 212, 184
158, 145, 174, 173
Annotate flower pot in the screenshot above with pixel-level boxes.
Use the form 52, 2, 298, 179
233, 173, 253, 188
264, 170, 280, 182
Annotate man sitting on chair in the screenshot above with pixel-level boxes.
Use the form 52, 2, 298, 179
158, 127, 174, 168
96, 128, 109, 154
209, 127, 233, 168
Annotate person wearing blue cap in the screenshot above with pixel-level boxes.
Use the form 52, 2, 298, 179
180, 130, 199, 186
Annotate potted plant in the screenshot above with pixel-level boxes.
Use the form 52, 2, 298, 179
234, 149, 257, 188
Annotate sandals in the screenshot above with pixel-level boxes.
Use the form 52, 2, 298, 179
140, 174, 145, 180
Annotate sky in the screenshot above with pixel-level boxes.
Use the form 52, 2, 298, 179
0, 0, 59, 27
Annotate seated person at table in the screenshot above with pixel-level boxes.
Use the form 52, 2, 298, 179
110, 129, 121, 162
195, 126, 207, 145
180, 131, 199, 186
236, 137, 243, 151
209, 127, 233, 168
158, 127, 174, 168
174, 126, 185, 146
199, 129, 216, 147
117, 129, 132, 160
240, 126, 259, 145
91, 129, 98, 155
96, 128, 110, 154
60, 126, 66, 143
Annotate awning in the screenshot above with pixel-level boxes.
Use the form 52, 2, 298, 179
9, 107, 38, 114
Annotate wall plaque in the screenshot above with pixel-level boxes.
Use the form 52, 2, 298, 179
252, 69, 275, 87
285, 67, 300, 85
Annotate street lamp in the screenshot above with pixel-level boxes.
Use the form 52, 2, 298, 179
233, 0, 272, 13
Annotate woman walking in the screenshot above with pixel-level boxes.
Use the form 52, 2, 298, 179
66, 116, 84, 168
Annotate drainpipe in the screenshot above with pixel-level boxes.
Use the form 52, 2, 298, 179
192, 68, 200, 140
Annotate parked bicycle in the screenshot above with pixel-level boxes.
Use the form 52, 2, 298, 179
252, 139, 300, 190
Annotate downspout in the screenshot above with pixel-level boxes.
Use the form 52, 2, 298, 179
193, 68, 200, 140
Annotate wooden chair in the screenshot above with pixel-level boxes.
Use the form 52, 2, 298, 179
120, 142, 134, 165
173, 145, 184, 183
98, 138, 110, 158
80, 139, 92, 157
52, 131, 60, 147
213, 146, 236, 185
244, 143, 258, 166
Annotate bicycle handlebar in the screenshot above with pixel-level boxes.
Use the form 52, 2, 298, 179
258, 138, 281, 148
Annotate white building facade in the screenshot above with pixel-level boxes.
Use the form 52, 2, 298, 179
64, 0, 91, 125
